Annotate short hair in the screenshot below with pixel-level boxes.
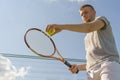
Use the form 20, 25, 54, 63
80, 4, 95, 11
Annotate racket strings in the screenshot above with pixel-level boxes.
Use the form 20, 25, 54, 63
25, 28, 55, 56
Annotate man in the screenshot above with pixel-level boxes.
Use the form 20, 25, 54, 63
46, 4, 120, 80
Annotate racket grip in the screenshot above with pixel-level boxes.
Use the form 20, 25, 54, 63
64, 60, 79, 74
64, 60, 72, 68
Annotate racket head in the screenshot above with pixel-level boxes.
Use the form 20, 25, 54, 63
24, 28, 56, 57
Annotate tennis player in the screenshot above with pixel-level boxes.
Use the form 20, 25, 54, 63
46, 4, 120, 80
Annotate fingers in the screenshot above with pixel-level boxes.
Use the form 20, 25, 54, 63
45, 24, 55, 36
46, 24, 61, 36
69, 64, 78, 74
46, 24, 54, 32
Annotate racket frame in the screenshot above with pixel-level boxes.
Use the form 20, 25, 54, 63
24, 28, 67, 63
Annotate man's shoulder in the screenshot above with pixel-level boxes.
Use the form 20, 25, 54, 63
96, 16, 107, 20
96, 16, 110, 27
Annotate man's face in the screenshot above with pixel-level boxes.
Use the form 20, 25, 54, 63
80, 7, 96, 23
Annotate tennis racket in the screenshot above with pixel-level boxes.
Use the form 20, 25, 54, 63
24, 28, 72, 68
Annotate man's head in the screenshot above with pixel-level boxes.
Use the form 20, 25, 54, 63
79, 4, 96, 22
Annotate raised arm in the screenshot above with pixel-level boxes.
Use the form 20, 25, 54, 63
46, 19, 105, 34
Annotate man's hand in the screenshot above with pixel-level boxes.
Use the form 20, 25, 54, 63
69, 64, 86, 74
46, 24, 62, 36
69, 64, 78, 74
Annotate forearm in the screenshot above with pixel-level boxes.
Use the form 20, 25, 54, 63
56, 23, 91, 33
77, 64, 86, 71
46, 19, 105, 34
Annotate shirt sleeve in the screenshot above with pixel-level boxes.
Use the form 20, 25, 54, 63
96, 16, 110, 30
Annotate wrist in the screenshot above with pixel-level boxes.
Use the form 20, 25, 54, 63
77, 64, 86, 71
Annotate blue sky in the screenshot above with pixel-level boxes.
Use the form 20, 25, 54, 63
0, 0, 120, 80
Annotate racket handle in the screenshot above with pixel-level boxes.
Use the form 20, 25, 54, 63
64, 60, 72, 67
64, 60, 79, 74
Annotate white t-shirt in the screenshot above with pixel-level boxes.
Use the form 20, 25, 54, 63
85, 16, 119, 70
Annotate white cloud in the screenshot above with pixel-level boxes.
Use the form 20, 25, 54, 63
0, 55, 30, 80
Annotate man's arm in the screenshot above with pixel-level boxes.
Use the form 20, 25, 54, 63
46, 19, 105, 34
69, 63, 86, 74
77, 64, 86, 71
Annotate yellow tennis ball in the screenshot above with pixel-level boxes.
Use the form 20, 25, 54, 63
47, 29, 55, 36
